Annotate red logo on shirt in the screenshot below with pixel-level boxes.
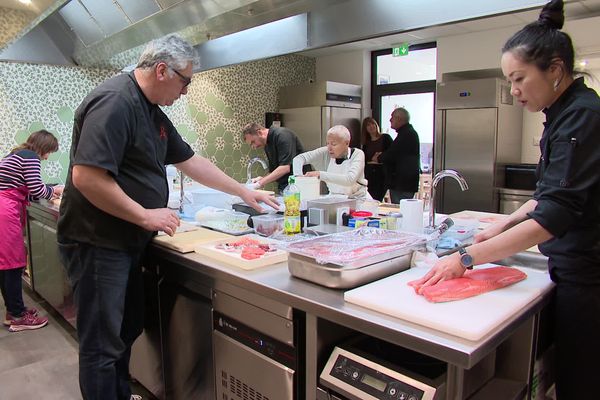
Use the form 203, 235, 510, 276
159, 125, 167, 139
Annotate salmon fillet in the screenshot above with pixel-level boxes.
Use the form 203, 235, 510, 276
408, 266, 527, 303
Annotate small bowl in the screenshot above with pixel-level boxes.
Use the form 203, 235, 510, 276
251, 214, 285, 236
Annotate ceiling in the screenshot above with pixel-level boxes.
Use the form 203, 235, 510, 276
3, 0, 600, 70
0, 0, 55, 11
300, 0, 600, 62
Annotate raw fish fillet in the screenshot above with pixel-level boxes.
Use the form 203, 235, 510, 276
408, 266, 527, 303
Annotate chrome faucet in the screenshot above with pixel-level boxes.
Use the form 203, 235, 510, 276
246, 157, 268, 184
428, 169, 468, 228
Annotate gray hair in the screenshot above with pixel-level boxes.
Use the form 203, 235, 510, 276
393, 107, 410, 122
137, 34, 196, 71
327, 125, 351, 142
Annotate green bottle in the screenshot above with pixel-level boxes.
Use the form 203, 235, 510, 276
283, 176, 301, 235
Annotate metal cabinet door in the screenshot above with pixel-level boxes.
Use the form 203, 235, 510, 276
442, 108, 498, 214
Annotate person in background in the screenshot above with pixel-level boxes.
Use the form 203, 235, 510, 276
413, 1, 599, 398
57, 34, 277, 400
242, 122, 306, 192
361, 117, 392, 201
376, 107, 420, 203
0, 130, 62, 332
293, 125, 369, 199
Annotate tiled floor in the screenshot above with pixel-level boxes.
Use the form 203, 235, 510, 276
0, 288, 157, 400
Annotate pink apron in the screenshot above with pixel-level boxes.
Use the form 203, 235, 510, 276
0, 187, 29, 270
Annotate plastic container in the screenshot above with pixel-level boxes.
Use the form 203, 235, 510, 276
251, 214, 285, 237
200, 210, 252, 235
294, 176, 320, 202
283, 176, 301, 235
190, 187, 236, 208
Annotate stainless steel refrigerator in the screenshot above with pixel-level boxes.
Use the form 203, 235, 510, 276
434, 78, 523, 214
279, 81, 362, 151
278, 106, 362, 150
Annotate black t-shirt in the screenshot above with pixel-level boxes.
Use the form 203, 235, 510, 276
57, 72, 194, 252
264, 127, 305, 192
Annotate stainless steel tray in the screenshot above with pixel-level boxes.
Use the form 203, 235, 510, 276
288, 252, 414, 289
282, 228, 427, 269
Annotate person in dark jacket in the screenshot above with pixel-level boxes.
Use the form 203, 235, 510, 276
242, 123, 306, 193
377, 108, 420, 203
361, 117, 393, 201
413, 1, 600, 398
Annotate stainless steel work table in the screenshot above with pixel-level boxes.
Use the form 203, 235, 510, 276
149, 243, 554, 370
28, 199, 553, 399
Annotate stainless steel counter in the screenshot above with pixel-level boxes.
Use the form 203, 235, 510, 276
149, 243, 553, 370
28, 200, 554, 399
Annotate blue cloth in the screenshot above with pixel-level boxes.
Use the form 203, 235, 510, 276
59, 239, 144, 400
436, 237, 463, 250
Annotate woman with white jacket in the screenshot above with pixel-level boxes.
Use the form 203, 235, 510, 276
292, 125, 369, 199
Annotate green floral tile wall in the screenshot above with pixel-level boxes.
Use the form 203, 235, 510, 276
0, 7, 34, 49
0, 54, 315, 188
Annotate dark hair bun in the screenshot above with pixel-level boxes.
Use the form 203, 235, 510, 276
538, 0, 565, 30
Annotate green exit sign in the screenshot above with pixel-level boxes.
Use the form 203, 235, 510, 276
392, 43, 409, 57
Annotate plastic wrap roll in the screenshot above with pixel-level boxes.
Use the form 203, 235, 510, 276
399, 199, 424, 233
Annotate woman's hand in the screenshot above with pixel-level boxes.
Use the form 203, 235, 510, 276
371, 152, 381, 163
305, 171, 320, 179
473, 221, 506, 243
410, 253, 466, 293
52, 185, 64, 199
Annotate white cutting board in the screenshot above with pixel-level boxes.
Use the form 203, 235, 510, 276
344, 265, 553, 341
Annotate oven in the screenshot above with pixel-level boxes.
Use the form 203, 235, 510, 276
212, 289, 303, 400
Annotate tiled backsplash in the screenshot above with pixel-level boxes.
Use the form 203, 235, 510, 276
0, 54, 315, 186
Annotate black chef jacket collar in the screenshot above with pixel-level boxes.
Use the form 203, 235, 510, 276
543, 77, 585, 124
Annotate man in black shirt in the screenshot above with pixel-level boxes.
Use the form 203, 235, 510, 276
57, 34, 277, 400
242, 122, 306, 192
377, 108, 421, 203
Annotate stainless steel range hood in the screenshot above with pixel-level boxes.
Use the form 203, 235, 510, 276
1, 0, 547, 70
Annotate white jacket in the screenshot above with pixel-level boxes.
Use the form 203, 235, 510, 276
292, 147, 369, 199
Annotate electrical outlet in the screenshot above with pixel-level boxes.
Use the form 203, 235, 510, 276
532, 136, 541, 146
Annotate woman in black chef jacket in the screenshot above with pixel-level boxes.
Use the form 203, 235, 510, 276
412, 1, 600, 398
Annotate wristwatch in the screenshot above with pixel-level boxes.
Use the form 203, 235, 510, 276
458, 247, 474, 270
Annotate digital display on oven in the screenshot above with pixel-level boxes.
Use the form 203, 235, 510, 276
360, 374, 386, 392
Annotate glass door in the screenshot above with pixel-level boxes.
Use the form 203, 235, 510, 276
371, 43, 437, 173
380, 92, 434, 172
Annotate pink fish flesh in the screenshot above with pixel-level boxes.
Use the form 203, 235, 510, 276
408, 266, 527, 303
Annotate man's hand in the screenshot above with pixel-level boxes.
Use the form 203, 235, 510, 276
305, 171, 320, 179
142, 208, 181, 236
239, 188, 279, 213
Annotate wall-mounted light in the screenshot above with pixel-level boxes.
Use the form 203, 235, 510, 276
18, 0, 32, 4
579, 60, 588, 68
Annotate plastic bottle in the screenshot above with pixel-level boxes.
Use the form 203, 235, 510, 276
283, 176, 301, 235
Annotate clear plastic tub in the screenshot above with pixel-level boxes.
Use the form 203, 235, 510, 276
251, 214, 285, 237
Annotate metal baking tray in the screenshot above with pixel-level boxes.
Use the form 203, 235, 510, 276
283, 228, 427, 289
282, 228, 427, 269
288, 252, 414, 289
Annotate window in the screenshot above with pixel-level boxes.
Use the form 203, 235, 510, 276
371, 43, 436, 172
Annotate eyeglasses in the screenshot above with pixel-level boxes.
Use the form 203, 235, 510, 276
170, 67, 192, 88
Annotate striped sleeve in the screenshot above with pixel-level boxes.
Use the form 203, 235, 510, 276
22, 157, 53, 199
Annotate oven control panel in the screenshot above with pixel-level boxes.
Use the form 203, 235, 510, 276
320, 347, 438, 400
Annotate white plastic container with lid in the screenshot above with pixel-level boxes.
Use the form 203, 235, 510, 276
294, 176, 320, 202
